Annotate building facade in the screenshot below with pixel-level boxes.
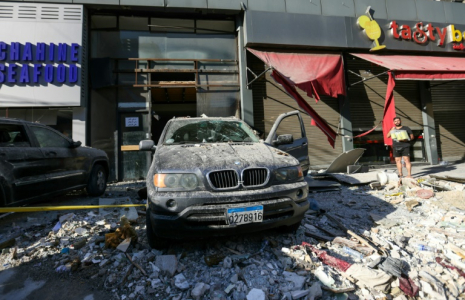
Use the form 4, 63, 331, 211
1, 0, 464, 181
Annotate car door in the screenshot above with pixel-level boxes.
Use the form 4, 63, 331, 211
0, 122, 48, 204
265, 111, 310, 173
28, 125, 86, 190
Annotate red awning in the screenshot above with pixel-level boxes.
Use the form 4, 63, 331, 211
351, 53, 465, 80
351, 53, 465, 146
248, 49, 346, 148
248, 49, 346, 100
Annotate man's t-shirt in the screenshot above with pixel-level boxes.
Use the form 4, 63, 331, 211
392, 126, 413, 148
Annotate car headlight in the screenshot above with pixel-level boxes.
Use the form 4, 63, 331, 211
153, 173, 198, 190
274, 166, 303, 182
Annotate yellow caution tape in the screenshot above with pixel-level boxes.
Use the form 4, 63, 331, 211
417, 179, 426, 183
386, 192, 403, 197
0, 204, 146, 213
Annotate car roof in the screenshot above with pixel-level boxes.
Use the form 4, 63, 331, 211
0, 117, 47, 126
170, 116, 239, 122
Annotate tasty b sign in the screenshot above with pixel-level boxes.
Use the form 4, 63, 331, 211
390, 21, 465, 51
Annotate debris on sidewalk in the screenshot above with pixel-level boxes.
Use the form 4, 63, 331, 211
0, 174, 464, 300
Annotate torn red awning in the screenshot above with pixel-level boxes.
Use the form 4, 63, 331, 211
351, 53, 465, 80
248, 49, 346, 100
248, 49, 344, 148
271, 70, 337, 148
351, 53, 465, 145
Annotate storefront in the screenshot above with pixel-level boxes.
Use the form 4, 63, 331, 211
2, 0, 465, 181
243, 1, 465, 167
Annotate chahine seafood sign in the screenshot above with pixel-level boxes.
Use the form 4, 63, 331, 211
0, 42, 80, 84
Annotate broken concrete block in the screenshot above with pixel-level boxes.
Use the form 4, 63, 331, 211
155, 255, 178, 277
59, 213, 75, 224
116, 238, 131, 252
174, 273, 189, 290
283, 271, 306, 290
246, 288, 265, 300
191, 282, 210, 299
75, 228, 88, 235
405, 200, 420, 212
307, 282, 322, 300
290, 290, 309, 299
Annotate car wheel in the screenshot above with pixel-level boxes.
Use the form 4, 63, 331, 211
146, 212, 170, 250
86, 164, 107, 196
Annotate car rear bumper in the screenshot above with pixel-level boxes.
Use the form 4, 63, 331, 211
147, 181, 309, 239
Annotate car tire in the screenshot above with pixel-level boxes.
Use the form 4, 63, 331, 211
86, 164, 107, 196
146, 212, 170, 250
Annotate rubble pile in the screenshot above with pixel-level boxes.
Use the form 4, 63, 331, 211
0, 176, 463, 300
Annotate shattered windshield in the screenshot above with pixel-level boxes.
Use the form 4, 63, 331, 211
163, 119, 260, 144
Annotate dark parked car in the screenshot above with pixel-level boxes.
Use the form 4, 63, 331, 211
140, 111, 309, 249
0, 118, 109, 206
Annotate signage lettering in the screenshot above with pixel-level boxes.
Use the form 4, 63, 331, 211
0, 42, 80, 84
390, 21, 465, 50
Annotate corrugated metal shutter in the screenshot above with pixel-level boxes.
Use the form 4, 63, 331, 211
249, 54, 343, 167
431, 82, 465, 161
347, 57, 423, 131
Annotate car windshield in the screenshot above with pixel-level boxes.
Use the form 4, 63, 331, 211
163, 119, 260, 144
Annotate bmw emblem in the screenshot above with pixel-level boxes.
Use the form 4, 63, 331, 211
235, 161, 241, 165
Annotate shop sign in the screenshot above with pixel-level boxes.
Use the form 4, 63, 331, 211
389, 21, 465, 51
0, 42, 80, 84
357, 8, 386, 52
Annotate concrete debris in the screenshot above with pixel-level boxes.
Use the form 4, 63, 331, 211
174, 273, 190, 290
155, 255, 178, 277
191, 282, 210, 299
0, 175, 464, 300
116, 238, 131, 253
246, 288, 266, 300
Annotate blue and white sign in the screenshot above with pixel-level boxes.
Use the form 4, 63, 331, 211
0, 2, 84, 107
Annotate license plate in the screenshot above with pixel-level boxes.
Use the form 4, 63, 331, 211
227, 205, 263, 225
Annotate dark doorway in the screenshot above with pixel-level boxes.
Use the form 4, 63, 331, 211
151, 87, 197, 144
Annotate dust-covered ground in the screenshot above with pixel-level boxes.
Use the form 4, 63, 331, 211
0, 173, 464, 300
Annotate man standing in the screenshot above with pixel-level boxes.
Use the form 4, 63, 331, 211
386, 117, 414, 178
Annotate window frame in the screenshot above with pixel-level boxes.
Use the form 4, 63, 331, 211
29, 125, 72, 149
0, 123, 32, 148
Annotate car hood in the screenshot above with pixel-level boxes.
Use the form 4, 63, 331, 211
156, 142, 298, 171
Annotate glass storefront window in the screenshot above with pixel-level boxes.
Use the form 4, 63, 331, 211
150, 18, 195, 33
91, 15, 117, 29
119, 16, 149, 31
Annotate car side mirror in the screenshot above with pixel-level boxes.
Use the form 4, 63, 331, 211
274, 134, 294, 146
139, 140, 156, 151
70, 141, 82, 148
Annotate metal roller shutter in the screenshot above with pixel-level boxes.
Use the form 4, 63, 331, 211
430, 82, 465, 162
347, 57, 423, 131
249, 54, 343, 167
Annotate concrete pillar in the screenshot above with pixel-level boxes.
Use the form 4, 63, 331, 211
418, 81, 439, 165
237, 14, 254, 126
72, 107, 87, 145
338, 95, 354, 152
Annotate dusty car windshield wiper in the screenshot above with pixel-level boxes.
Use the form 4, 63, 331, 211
164, 141, 199, 145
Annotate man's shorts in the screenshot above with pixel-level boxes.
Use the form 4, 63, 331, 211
393, 146, 410, 158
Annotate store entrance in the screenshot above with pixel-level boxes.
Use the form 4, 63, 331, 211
151, 87, 197, 144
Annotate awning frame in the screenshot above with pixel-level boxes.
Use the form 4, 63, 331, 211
246, 66, 273, 88
349, 69, 390, 87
